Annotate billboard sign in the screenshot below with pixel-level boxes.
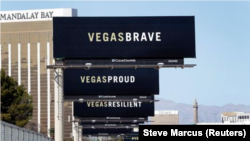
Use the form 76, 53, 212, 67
53, 16, 196, 59
124, 133, 139, 141
0, 9, 77, 23
82, 129, 132, 136
74, 99, 154, 117
80, 117, 147, 124
79, 123, 138, 129
64, 69, 159, 96
65, 94, 154, 101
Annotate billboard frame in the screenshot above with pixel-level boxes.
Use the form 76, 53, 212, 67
47, 59, 196, 69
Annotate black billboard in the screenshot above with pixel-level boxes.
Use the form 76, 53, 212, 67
65, 95, 153, 101
79, 123, 138, 129
73, 100, 154, 117
63, 59, 184, 65
124, 133, 139, 141
53, 16, 196, 59
64, 69, 159, 96
79, 117, 147, 121
82, 129, 132, 134
80, 117, 147, 124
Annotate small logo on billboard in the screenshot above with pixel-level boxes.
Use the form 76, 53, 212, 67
168, 60, 178, 63
99, 133, 108, 136
105, 124, 116, 127
139, 96, 148, 99
107, 117, 121, 120
111, 59, 136, 63
98, 95, 116, 99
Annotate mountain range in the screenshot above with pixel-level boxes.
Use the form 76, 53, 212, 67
155, 97, 250, 124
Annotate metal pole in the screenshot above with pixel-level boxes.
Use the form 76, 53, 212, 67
74, 122, 79, 141
78, 126, 82, 141
72, 103, 78, 141
54, 68, 64, 141
72, 121, 76, 141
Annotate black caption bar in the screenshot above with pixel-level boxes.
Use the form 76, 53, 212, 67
139, 125, 248, 140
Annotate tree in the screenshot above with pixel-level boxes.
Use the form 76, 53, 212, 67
49, 128, 55, 139
1, 69, 33, 127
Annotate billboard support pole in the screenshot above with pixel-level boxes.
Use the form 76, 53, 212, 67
74, 122, 79, 141
78, 126, 82, 141
54, 68, 64, 141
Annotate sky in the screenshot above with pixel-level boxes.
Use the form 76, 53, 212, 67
1, 1, 250, 106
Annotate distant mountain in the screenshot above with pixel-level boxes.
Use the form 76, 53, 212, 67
154, 97, 250, 124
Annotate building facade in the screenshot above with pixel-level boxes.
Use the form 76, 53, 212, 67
150, 110, 179, 125
197, 112, 250, 125
221, 112, 250, 124
0, 8, 77, 140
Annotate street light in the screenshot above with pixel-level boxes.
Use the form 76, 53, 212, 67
79, 98, 84, 103
156, 62, 164, 69
85, 63, 92, 70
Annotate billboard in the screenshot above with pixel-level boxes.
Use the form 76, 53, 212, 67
65, 95, 153, 101
124, 133, 139, 141
80, 117, 147, 124
79, 123, 138, 129
64, 69, 159, 96
82, 129, 132, 134
63, 59, 184, 65
73, 100, 154, 117
53, 16, 196, 59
